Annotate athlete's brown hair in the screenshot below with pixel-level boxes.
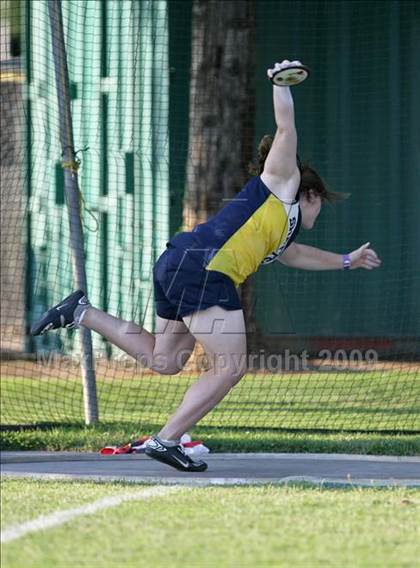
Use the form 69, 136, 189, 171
249, 134, 348, 203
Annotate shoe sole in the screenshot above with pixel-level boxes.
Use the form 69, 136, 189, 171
30, 290, 85, 336
30, 310, 57, 336
144, 448, 208, 472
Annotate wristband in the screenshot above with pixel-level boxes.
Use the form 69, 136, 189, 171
342, 254, 351, 270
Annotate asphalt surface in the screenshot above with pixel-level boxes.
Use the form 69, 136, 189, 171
1, 452, 419, 487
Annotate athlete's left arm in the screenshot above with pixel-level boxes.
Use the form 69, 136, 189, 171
279, 242, 382, 270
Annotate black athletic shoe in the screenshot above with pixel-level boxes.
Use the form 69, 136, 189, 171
145, 437, 208, 472
30, 290, 89, 336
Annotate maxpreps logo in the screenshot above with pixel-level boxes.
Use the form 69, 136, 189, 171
261, 213, 298, 265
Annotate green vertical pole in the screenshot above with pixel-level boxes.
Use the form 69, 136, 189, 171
47, 0, 98, 424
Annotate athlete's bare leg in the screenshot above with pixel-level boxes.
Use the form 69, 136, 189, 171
82, 309, 195, 374
158, 306, 247, 440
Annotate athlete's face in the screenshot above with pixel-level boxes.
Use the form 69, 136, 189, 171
300, 191, 322, 229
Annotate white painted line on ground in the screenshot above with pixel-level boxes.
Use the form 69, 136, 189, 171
2, 471, 420, 488
1, 485, 179, 544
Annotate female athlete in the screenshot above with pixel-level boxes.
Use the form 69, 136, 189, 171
31, 60, 382, 472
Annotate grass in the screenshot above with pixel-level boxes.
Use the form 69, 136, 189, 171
2, 369, 419, 429
1, 368, 419, 454
2, 421, 420, 455
2, 478, 420, 568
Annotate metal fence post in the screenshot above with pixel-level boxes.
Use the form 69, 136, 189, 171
48, 0, 98, 424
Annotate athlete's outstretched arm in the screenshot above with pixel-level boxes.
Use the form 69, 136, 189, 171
279, 242, 382, 271
261, 60, 302, 200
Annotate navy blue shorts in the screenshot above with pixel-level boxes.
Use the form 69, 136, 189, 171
153, 234, 242, 321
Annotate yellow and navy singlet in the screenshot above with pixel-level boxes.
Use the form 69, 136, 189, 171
169, 176, 301, 286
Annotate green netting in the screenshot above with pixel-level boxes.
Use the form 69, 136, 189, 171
1, 0, 419, 433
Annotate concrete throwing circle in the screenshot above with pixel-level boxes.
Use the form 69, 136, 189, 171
2, 452, 420, 487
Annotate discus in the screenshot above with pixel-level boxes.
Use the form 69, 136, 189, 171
270, 65, 310, 87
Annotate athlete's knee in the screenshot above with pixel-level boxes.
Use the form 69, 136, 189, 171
150, 350, 193, 375
217, 357, 247, 387
150, 354, 181, 375
205, 352, 247, 387
150, 363, 181, 375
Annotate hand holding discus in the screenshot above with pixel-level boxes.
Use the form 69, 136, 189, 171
268, 60, 310, 86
